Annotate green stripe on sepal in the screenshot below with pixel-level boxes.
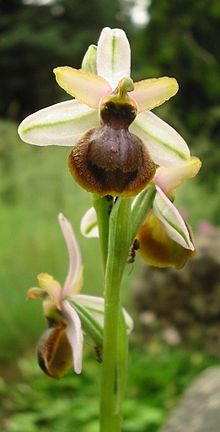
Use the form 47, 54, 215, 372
130, 111, 190, 166
153, 186, 194, 250
69, 299, 103, 347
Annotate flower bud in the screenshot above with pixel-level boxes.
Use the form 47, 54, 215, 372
37, 323, 72, 379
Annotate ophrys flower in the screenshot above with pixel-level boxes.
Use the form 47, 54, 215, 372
28, 213, 133, 378
18, 27, 189, 197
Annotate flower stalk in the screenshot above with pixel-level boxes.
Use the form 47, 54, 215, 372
100, 197, 132, 432
93, 195, 113, 268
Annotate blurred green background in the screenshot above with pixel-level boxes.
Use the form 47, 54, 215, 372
0, 1, 220, 431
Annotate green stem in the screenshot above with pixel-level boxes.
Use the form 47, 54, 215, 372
93, 195, 113, 268
130, 183, 156, 242
100, 198, 132, 432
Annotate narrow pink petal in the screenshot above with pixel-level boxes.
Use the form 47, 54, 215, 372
154, 157, 202, 196
54, 67, 111, 108
62, 300, 83, 374
80, 207, 99, 238
18, 100, 99, 146
58, 214, 82, 298
131, 77, 178, 112
153, 186, 194, 250
97, 27, 131, 89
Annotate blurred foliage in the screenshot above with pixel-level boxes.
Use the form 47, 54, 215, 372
0, 0, 125, 120
0, 343, 218, 432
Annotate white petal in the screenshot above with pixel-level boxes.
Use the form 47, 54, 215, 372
153, 186, 194, 250
130, 111, 190, 166
80, 207, 99, 238
74, 294, 133, 333
97, 27, 131, 89
62, 300, 83, 374
18, 100, 99, 146
58, 213, 82, 297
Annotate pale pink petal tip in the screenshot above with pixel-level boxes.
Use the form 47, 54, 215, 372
58, 213, 82, 297
62, 301, 83, 374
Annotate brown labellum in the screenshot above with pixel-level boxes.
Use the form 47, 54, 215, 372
37, 323, 72, 379
68, 100, 156, 197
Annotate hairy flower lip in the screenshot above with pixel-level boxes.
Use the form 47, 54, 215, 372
68, 125, 156, 197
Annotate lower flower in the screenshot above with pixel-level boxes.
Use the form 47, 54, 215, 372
28, 213, 133, 379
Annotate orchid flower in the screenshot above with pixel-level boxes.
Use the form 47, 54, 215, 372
81, 156, 201, 269
28, 213, 133, 378
18, 27, 190, 197
135, 157, 201, 268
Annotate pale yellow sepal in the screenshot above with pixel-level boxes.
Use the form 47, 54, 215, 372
131, 77, 179, 113
54, 66, 111, 109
